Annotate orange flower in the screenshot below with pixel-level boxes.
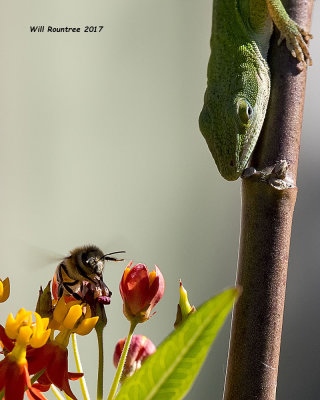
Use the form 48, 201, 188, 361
28, 297, 98, 399
0, 357, 46, 400
0, 309, 51, 400
113, 335, 156, 380
120, 263, 165, 323
27, 341, 82, 400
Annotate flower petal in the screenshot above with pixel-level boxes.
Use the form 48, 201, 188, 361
3, 359, 26, 400
46, 346, 68, 389
31, 382, 51, 392
24, 364, 48, 400
29, 314, 51, 349
148, 266, 165, 309
0, 357, 8, 390
26, 387, 48, 400
120, 264, 165, 322
17, 325, 33, 346
113, 335, 156, 379
74, 316, 98, 335
0, 325, 14, 352
124, 265, 150, 314
63, 305, 82, 330
27, 344, 52, 375
5, 309, 32, 340
53, 298, 69, 324
0, 278, 10, 303
68, 372, 83, 380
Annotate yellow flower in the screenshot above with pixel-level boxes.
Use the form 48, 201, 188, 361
4, 309, 51, 365
0, 277, 10, 303
50, 297, 98, 346
5, 309, 50, 348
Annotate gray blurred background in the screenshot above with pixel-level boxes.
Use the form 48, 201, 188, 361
0, 1, 319, 399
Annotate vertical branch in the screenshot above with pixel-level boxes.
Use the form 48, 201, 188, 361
223, 1, 314, 399
96, 325, 105, 400
95, 304, 108, 400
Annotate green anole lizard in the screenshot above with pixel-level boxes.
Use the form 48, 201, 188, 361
199, 0, 312, 181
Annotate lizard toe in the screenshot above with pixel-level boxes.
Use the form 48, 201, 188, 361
281, 22, 312, 67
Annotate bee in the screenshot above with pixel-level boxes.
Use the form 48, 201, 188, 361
52, 245, 125, 301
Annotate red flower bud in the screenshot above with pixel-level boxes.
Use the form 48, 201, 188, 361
113, 335, 156, 380
119, 263, 165, 323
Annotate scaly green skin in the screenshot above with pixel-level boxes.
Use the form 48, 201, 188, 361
199, 0, 312, 181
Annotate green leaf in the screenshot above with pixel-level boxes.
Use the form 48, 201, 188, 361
115, 287, 238, 400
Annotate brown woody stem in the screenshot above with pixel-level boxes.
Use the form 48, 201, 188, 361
223, 1, 314, 399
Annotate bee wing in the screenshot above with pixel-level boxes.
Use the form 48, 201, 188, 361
21, 243, 64, 269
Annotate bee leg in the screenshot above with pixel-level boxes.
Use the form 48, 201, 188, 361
62, 280, 83, 301
98, 279, 112, 297
105, 284, 112, 297
58, 283, 64, 298
70, 291, 82, 301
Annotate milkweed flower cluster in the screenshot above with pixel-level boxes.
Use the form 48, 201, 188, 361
0, 276, 98, 400
0, 307, 50, 400
0, 260, 166, 400
28, 297, 98, 399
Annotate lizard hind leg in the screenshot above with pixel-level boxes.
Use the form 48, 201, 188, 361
266, 0, 312, 67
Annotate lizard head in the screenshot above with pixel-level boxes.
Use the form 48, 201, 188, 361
199, 63, 270, 181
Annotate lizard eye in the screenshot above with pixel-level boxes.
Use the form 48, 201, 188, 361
237, 99, 253, 125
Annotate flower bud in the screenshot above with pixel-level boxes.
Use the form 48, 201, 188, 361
36, 281, 53, 319
174, 280, 196, 329
120, 262, 165, 323
113, 335, 156, 380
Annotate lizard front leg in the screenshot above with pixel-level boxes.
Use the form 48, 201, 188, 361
266, 0, 312, 66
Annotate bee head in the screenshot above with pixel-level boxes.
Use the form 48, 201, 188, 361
76, 246, 104, 277
94, 250, 126, 275
77, 246, 125, 277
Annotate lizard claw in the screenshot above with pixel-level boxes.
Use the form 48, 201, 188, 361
277, 32, 284, 46
278, 20, 312, 67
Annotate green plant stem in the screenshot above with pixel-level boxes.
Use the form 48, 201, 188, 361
51, 385, 66, 400
72, 333, 90, 400
30, 368, 45, 385
96, 324, 105, 400
107, 321, 137, 400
